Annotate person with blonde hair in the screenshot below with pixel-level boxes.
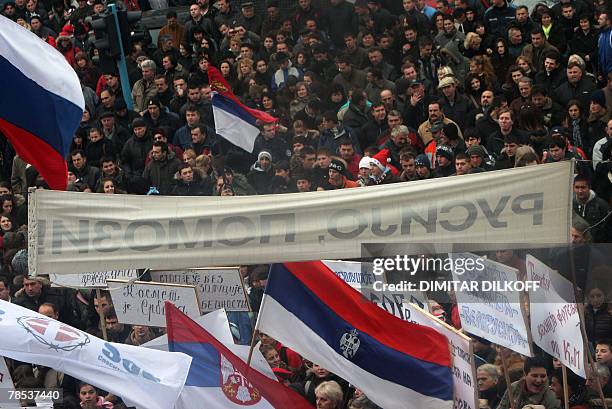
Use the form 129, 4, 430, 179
314, 381, 344, 409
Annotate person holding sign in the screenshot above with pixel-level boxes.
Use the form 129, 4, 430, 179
496, 357, 560, 409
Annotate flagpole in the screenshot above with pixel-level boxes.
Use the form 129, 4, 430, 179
561, 365, 569, 409
500, 350, 516, 409
246, 292, 269, 367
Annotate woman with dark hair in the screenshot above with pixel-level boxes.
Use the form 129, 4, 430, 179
293, 51, 309, 76
219, 59, 238, 90
261, 92, 290, 127
464, 73, 486, 111
78, 382, 113, 408
561, 100, 589, 153
570, 15, 599, 74
490, 38, 513, 83
178, 41, 194, 72
0, 214, 14, 237
431, 12, 445, 36
536, 6, 566, 53
321, 83, 347, 113
71, 127, 88, 152
473, 22, 495, 52
254, 59, 273, 88
74, 52, 101, 90
189, 54, 210, 85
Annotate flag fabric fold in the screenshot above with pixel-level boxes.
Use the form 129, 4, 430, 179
0, 15, 84, 190
165, 301, 314, 409
208, 66, 276, 153
257, 261, 454, 409
0, 300, 191, 409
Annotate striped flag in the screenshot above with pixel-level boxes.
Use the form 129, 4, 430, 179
257, 261, 454, 409
0, 15, 84, 190
208, 66, 276, 153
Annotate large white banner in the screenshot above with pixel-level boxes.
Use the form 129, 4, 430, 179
29, 162, 572, 275
0, 300, 191, 409
527, 255, 586, 377
451, 253, 533, 357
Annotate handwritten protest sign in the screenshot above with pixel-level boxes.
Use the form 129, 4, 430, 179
527, 255, 585, 377
50, 270, 138, 288
107, 280, 201, 327
322, 260, 428, 317
150, 268, 249, 313
450, 253, 533, 357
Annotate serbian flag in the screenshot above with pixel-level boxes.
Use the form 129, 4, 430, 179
165, 302, 314, 409
0, 16, 84, 190
208, 66, 276, 153
257, 262, 454, 409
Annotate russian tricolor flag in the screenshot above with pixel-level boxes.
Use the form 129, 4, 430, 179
0, 16, 84, 190
257, 262, 454, 409
208, 66, 276, 153
165, 302, 314, 409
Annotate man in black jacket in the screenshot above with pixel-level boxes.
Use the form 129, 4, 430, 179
14, 277, 80, 328
171, 163, 212, 196
573, 174, 610, 243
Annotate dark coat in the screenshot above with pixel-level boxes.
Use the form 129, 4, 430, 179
120, 134, 153, 176
14, 286, 80, 328
584, 303, 612, 343
324, 0, 358, 48
553, 77, 598, 110
170, 174, 212, 196
142, 151, 182, 195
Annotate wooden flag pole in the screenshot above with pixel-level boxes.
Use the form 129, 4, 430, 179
500, 350, 517, 409
561, 365, 570, 409
245, 328, 259, 368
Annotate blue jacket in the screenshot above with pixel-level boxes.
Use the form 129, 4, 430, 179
599, 27, 612, 76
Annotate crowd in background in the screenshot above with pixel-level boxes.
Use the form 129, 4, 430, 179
1, 0, 612, 406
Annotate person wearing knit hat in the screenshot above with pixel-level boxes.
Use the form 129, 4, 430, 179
466, 144, 493, 171
372, 148, 400, 176
369, 158, 385, 174
357, 157, 372, 186
318, 159, 359, 190
415, 154, 432, 180
434, 145, 455, 178
248, 151, 274, 194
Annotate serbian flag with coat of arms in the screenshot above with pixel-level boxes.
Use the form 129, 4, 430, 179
207, 66, 276, 153
257, 261, 454, 409
165, 301, 314, 409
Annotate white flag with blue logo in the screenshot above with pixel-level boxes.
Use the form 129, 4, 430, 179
0, 300, 191, 409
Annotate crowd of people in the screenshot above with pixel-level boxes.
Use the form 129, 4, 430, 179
1, 0, 612, 406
